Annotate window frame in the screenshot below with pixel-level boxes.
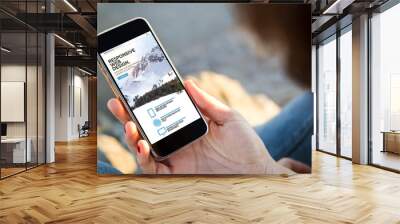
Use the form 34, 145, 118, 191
315, 22, 353, 160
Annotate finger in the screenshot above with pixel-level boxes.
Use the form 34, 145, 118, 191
184, 80, 231, 124
124, 121, 141, 149
136, 140, 152, 170
107, 98, 131, 124
136, 140, 171, 174
278, 158, 311, 174
136, 140, 156, 174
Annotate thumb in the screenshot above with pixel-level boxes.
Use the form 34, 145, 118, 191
185, 80, 232, 124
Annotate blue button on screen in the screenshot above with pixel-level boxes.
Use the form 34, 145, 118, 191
117, 73, 128, 80
153, 119, 161, 127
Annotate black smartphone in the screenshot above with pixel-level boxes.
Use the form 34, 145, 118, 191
97, 17, 208, 160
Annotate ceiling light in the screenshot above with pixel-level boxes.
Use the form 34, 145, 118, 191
78, 67, 93, 76
54, 34, 75, 48
323, 0, 354, 15
63, 0, 78, 12
76, 48, 85, 55
1, 47, 11, 53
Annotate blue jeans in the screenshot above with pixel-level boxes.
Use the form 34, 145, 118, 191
97, 150, 121, 174
255, 92, 313, 167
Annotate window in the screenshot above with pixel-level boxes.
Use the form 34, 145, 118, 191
339, 28, 352, 158
370, 2, 400, 171
390, 74, 400, 130
317, 36, 337, 154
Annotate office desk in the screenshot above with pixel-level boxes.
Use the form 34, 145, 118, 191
1, 138, 31, 163
382, 131, 400, 154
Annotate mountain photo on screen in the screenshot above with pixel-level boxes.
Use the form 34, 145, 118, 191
110, 32, 184, 110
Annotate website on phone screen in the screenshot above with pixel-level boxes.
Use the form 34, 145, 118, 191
100, 32, 200, 144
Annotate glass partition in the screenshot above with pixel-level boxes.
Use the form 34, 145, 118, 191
317, 36, 337, 154
1, 30, 28, 178
27, 30, 38, 169
26, 0, 40, 169
0, 1, 46, 179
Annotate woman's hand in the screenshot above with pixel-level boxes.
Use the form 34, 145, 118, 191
108, 80, 293, 175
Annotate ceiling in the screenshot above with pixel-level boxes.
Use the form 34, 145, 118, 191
0, 0, 392, 73
0, 0, 97, 73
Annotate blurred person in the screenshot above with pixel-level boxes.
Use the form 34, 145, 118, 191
237, 5, 312, 173
101, 5, 312, 174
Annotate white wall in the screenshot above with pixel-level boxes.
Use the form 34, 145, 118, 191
1, 65, 32, 138
72, 73, 89, 138
352, 14, 369, 164
55, 66, 69, 141
54, 67, 89, 141
45, 4, 56, 163
1, 65, 26, 143
1, 63, 46, 163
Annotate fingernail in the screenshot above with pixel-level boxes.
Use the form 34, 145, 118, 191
137, 145, 141, 154
108, 99, 116, 109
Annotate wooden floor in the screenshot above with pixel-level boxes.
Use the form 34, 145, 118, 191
372, 150, 400, 171
1, 135, 400, 223
1, 167, 26, 178
1, 163, 45, 178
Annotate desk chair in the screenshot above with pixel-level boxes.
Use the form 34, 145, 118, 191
78, 121, 90, 138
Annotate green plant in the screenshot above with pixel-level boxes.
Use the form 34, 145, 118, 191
131, 77, 183, 109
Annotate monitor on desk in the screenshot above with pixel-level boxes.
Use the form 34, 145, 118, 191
1, 123, 7, 138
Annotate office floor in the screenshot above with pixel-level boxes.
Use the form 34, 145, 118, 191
372, 150, 400, 171
0, 163, 42, 178
0, 167, 25, 177
0, 135, 400, 223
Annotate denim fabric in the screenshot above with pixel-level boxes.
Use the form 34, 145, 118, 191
97, 160, 121, 174
255, 92, 313, 167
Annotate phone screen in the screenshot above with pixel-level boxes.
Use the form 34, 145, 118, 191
100, 31, 201, 144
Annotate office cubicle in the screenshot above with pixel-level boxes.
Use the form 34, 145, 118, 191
0, 1, 46, 179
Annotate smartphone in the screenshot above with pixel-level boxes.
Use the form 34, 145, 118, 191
97, 17, 208, 160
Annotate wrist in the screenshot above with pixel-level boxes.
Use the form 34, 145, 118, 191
264, 155, 295, 175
